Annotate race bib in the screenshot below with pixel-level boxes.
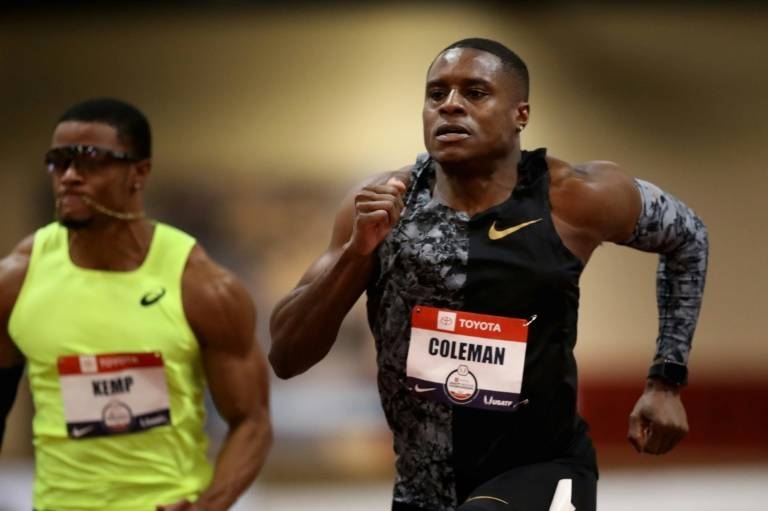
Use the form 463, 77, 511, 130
406, 306, 530, 412
57, 352, 172, 439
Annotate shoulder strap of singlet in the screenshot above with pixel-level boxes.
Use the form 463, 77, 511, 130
514, 148, 548, 194
141, 223, 196, 281
404, 153, 434, 205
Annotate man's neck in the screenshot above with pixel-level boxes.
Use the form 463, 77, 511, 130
67, 219, 155, 272
434, 149, 521, 216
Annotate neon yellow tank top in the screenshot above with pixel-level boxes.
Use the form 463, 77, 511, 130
9, 222, 212, 511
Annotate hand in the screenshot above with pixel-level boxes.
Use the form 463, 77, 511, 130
156, 499, 197, 511
627, 378, 689, 454
348, 177, 407, 255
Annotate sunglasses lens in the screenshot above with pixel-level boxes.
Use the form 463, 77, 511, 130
44, 148, 72, 173
45, 146, 133, 175
77, 147, 111, 171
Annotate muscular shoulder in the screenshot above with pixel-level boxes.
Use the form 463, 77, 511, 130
0, 235, 35, 311
548, 156, 632, 204
182, 244, 255, 353
1, 235, 34, 271
547, 155, 640, 243
1, 235, 35, 363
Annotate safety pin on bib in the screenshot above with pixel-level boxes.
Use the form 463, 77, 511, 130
523, 314, 537, 327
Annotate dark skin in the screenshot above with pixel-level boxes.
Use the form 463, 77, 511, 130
0, 121, 272, 511
270, 48, 687, 456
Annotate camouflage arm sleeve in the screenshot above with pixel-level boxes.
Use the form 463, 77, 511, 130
620, 179, 709, 365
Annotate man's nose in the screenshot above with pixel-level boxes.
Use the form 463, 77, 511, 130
59, 162, 84, 183
440, 89, 466, 114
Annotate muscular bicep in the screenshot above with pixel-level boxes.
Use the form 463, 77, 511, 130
202, 332, 269, 427
0, 238, 33, 367
0, 240, 31, 444
183, 248, 269, 424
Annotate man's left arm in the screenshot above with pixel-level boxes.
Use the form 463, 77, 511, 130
618, 178, 708, 454
565, 161, 707, 454
159, 245, 272, 511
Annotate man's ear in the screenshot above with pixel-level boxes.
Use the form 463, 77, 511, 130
130, 159, 152, 192
514, 102, 530, 132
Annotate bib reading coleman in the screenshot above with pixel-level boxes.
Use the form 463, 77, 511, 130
407, 306, 531, 411
366, 150, 597, 510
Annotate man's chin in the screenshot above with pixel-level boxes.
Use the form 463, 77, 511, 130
58, 216, 93, 230
429, 148, 476, 166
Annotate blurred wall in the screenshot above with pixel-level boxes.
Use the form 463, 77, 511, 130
1, 3, 766, 465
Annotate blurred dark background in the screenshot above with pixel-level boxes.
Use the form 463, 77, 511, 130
1, 1, 766, 507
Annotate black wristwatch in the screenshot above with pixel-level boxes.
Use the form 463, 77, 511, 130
648, 359, 688, 387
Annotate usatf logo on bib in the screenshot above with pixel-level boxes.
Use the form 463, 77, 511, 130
406, 306, 530, 411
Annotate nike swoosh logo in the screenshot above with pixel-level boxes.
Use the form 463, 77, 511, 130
71, 425, 95, 438
414, 384, 436, 393
140, 288, 166, 306
488, 218, 543, 240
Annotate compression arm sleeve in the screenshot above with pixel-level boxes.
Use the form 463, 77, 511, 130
620, 179, 709, 366
0, 364, 24, 449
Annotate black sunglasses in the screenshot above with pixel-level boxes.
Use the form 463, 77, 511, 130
45, 144, 139, 175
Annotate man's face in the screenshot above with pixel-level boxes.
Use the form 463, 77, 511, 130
422, 48, 529, 165
47, 121, 138, 229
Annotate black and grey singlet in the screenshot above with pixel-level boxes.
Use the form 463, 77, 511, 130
367, 148, 597, 510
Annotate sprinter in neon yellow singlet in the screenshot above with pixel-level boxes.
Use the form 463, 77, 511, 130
0, 98, 272, 511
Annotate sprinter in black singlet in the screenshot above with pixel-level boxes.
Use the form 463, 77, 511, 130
269, 38, 708, 511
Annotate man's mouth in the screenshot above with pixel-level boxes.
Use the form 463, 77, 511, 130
56, 192, 85, 208
435, 124, 470, 141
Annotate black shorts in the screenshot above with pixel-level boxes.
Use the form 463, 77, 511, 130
392, 459, 597, 511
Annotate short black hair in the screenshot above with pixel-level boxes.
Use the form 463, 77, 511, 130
438, 38, 529, 100
57, 98, 151, 159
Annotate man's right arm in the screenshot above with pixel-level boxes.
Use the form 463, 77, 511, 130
0, 236, 33, 451
268, 173, 408, 379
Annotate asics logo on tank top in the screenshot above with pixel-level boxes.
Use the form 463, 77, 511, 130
140, 288, 166, 306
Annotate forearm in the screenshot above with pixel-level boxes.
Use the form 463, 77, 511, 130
622, 179, 709, 368
197, 414, 272, 511
654, 235, 708, 365
269, 244, 375, 378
